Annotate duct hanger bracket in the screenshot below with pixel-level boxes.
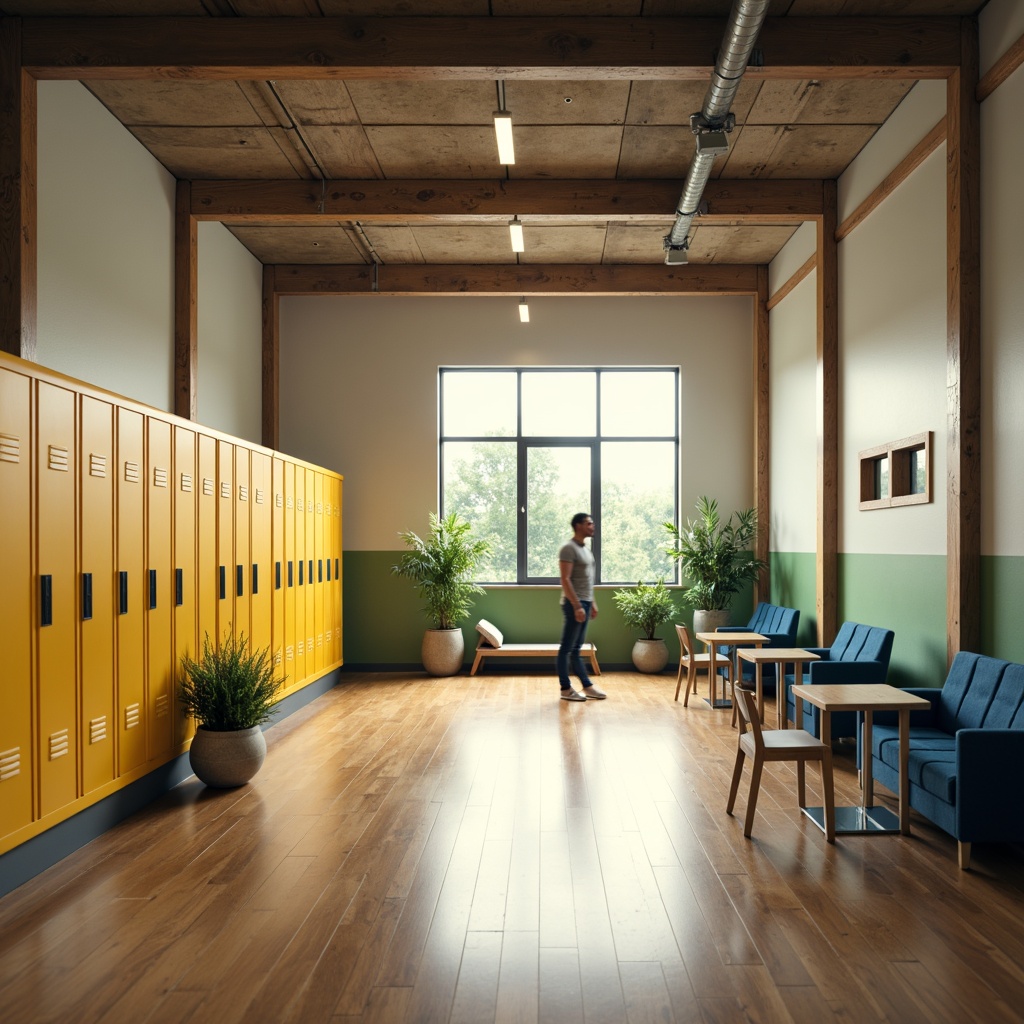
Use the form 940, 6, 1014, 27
690, 111, 736, 135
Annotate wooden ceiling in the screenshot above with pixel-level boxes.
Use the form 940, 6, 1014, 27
5, 0, 985, 271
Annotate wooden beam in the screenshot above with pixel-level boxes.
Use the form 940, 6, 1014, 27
191, 179, 825, 224
262, 266, 279, 451
0, 19, 36, 361
271, 263, 760, 296
174, 180, 197, 421
21, 16, 960, 81
816, 181, 838, 648
946, 18, 981, 664
754, 266, 770, 605
977, 30, 1024, 102
767, 253, 815, 312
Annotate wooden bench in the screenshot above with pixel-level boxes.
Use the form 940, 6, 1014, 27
470, 641, 601, 676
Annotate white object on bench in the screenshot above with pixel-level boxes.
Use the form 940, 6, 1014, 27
470, 619, 600, 677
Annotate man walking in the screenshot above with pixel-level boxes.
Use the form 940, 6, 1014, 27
558, 512, 607, 700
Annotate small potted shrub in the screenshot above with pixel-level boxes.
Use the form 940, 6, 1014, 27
392, 511, 492, 676
612, 578, 678, 673
179, 631, 284, 787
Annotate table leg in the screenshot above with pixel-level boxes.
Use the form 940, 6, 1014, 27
755, 660, 764, 723
898, 708, 911, 835
707, 640, 717, 706
862, 713, 874, 807
785, 661, 804, 731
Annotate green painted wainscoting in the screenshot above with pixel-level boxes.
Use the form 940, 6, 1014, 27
982, 554, 1024, 665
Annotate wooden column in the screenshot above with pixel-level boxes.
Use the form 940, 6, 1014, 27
262, 265, 279, 451
816, 180, 839, 646
0, 19, 36, 361
754, 265, 770, 603
946, 17, 981, 663
174, 179, 197, 420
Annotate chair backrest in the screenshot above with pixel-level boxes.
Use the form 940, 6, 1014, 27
829, 621, 894, 667
938, 651, 1024, 732
733, 686, 764, 747
675, 623, 694, 659
747, 602, 800, 642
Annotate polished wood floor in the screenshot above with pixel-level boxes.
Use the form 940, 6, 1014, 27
2, 670, 1024, 1024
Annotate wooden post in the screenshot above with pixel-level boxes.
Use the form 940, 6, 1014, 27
262, 265, 279, 451
754, 266, 770, 603
174, 180, 197, 420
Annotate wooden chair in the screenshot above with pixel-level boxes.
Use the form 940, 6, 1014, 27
674, 623, 732, 705
727, 686, 836, 843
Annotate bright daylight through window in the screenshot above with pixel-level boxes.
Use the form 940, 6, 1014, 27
440, 368, 679, 585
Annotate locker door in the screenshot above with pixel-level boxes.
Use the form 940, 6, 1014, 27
313, 471, 324, 673
250, 450, 272, 656
216, 440, 234, 641
36, 381, 78, 816
233, 446, 251, 643
116, 408, 146, 774
270, 457, 285, 680
322, 477, 334, 665
305, 468, 316, 677
173, 425, 198, 748
146, 418, 173, 762
332, 475, 343, 665
79, 396, 115, 795
292, 464, 306, 683
197, 433, 218, 650
283, 461, 297, 685
0, 366, 34, 839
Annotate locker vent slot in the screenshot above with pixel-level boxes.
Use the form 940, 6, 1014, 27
155, 694, 170, 719
203, 477, 214, 496
317, 633, 323, 649
276, 493, 283, 508
317, 501, 323, 514
274, 648, 283, 667
307, 635, 314, 655
125, 703, 140, 729
286, 644, 294, 662
180, 473, 193, 492
89, 716, 108, 744
49, 729, 70, 761
0, 432, 20, 464
124, 460, 140, 483
255, 488, 265, 504
297, 640, 304, 656
48, 444, 69, 472
239, 484, 248, 502
286, 496, 293, 509
297, 498, 304, 512
326, 629, 332, 644
89, 453, 107, 478
220, 481, 231, 499
153, 467, 168, 487
0, 746, 22, 781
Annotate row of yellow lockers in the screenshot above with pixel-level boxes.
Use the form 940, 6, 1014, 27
0, 353, 343, 854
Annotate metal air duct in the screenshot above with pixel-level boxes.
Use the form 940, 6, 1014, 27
664, 0, 770, 263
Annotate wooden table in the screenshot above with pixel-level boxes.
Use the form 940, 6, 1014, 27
695, 631, 767, 709
736, 647, 820, 727
790, 683, 930, 836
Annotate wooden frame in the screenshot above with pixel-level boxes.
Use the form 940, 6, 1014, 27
858, 431, 932, 510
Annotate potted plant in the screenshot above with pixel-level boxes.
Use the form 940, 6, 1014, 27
611, 578, 678, 673
392, 511, 492, 676
178, 631, 284, 788
663, 496, 767, 636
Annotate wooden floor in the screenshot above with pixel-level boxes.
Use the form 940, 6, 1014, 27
2, 671, 1024, 1024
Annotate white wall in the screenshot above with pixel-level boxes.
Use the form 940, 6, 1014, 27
279, 294, 754, 551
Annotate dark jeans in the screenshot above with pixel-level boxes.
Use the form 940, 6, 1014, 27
558, 600, 592, 689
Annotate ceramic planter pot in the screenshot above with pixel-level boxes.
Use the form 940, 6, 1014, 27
632, 637, 669, 673
422, 627, 465, 676
692, 608, 731, 637
189, 725, 267, 788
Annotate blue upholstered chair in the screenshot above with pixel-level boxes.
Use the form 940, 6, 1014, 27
717, 602, 800, 688
784, 621, 895, 739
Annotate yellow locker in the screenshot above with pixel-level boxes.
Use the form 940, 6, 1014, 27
270, 457, 285, 678
216, 440, 234, 642
116, 408, 146, 774
305, 468, 316, 679
173, 425, 198, 748
293, 463, 306, 684
233, 446, 251, 643
0, 365, 35, 841
197, 433, 218, 649
250, 450, 272, 657
146, 417, 173, 762
332, 475, 343, 665
79, 395, 115, 795
283, 460, 297, 685
313, 471, 324, 673
36, 381, 78, 817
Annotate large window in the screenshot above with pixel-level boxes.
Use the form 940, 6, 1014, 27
440, 368, 679, 585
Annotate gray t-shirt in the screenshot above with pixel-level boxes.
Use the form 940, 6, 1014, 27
559, 540, 594, 603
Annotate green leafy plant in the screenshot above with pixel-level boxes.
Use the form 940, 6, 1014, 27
392, 511, 492, 630
179, 631, 283, 731
663, 496, 767, 611
611, 578, 678, 640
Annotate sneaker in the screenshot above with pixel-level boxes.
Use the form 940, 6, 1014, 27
583, 684, 607, 699
560, 687, 586, 701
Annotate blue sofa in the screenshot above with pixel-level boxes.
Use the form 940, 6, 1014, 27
870, 651, 1024, 870
784, 621, 895, 739
717, 601, 800, 687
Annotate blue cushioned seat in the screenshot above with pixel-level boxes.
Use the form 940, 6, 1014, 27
716, 601, 799, 688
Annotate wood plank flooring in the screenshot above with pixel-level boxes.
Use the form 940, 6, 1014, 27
2, 670, 1023, 1023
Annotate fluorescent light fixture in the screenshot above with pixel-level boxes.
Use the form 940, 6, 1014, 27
494, 111, 515, 165
509, 217, 525, 253
518, 298, 530, 323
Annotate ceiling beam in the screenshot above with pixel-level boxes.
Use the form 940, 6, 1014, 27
191, 179, 824, 225
272, 263, 759, 296
21, 17, 960, 81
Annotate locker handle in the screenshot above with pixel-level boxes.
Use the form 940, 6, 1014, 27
326, 559, 331, 582
236, 564, 244, 598
119, 571, 129, 615
149, 569, 158, 610
252, 563, 259, 595
308, 560, 313, 585
219, 565, 226, 600
82, 572, 93, 621
299, 560, 304, 586
287, 560, 293, 588
275, 561, 282, 590
40, 574, 53, 626
318, 559, 323, 583
175, 568, 183, 607
335, 558, 339, 580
